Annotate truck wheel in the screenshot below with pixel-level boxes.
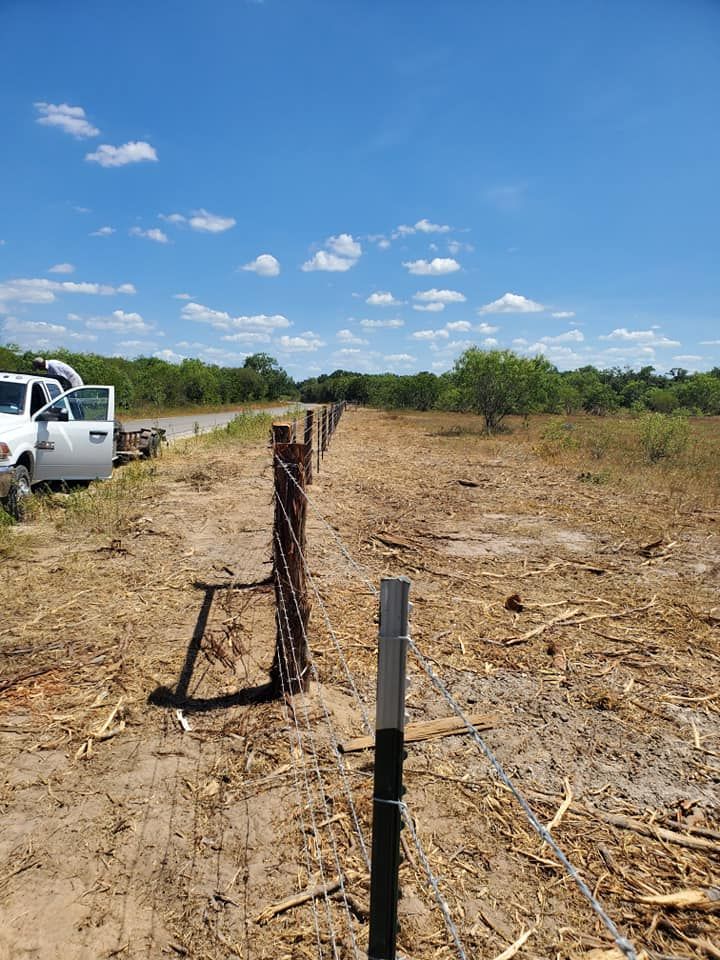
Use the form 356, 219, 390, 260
5, 465, 31, 521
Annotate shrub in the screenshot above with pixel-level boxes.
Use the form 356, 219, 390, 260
639, 413, 690, 463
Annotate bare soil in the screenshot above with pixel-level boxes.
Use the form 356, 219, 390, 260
1, 409, 718, 960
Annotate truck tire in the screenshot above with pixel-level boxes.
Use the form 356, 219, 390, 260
5, 465, 31, 521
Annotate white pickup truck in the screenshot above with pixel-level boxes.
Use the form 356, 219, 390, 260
0, 372, 161, 519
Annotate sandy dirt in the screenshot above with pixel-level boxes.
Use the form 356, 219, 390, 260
0, 409, 718, 960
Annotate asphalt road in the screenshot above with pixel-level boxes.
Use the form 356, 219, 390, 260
122, 404, 308, 440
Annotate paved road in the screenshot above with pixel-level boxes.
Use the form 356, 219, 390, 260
122, 404, 308, 440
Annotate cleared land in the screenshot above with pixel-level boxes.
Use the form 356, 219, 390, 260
0, 409, 718, 960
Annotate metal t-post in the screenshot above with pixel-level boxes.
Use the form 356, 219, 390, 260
368, 576, 410, 960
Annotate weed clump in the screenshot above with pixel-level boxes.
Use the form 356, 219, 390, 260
638, 413, 690, 464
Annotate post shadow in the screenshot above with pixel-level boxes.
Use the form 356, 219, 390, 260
147, 576, 277, 712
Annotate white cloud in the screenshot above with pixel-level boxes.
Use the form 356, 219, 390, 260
447, 240, 474, 256
302, 250, 357, 272
1, 316, 97, 348
48, 263, 75, 274
432, 360, 452, 371
154, 348, 185, 364
34, 102, 99, 138
0, 277, 135, 311
540, 329, 584, 344
414, 218, 451, 234
85, 309, 153, 333
393, 224, 416, 238
130, 226, 169, 244
412, 328, 450, 341
367, 291, 402, 306
181, 300, 291, 330
672, 355, 703, 362
552, 310, 575, 319
90, 226, 115, 237
413, 288, 466, 304
302, 233, 362, 273
476, 322, 499, 334
160, 213, 187, 224
117, 339, 160, 353
85, 141, 158, 167
483, 337, 499, 347
327, 233, 362, 259
188, 209, 236, 233
445, 320, 472, 332
700, 339, 720, 346
403, 257, 460, 276
337, 328, 368, 345
599, 328, 680, 347
413, 302, 445, 312
384, 353, 416, 363
513, 338, 528, 346
277, 333, 325, 352
479, 292, 544, 314
173, 292, 193, 300
360, 317, 405, 329
241, 253, 280, 277
221, 331, 272, 344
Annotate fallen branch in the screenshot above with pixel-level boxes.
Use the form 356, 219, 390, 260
575, 804, 720, 854
491, 926, 536, 960
255, 879, 341, 923
340, 713, 495, 753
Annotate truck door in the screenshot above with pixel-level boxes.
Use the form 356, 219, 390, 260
33, 386, 116, 483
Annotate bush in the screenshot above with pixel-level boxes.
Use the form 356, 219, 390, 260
638, 413, 690, 463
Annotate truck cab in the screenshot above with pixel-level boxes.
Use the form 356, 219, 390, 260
0, 373, 116, 516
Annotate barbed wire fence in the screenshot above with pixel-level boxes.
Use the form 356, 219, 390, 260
265, 403, 641, 960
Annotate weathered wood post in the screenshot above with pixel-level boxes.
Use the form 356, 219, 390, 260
303, 408, 314, 485
321, 406, 328, 456
270, 425, 310, 696
368, 577, 411, 960
316, 408, 321, 475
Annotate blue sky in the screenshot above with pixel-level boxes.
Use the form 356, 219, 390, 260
1, 0, 719, 378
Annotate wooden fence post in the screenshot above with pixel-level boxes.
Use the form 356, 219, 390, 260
303, 409, 314, 485
368, 577, 411, 960
321, 406, 328, 456
270, 428, 310, 696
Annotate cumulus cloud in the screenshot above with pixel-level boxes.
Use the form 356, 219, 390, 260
445, 320, 472, 332
366, 291, 402, 306
552, 310, 575, 319
327, 233, 362, 259
173, 292, 193, 300
34, 102, 99, 138
337, 329, 368, 345
181, 300, 291, 331
85, 141, 158, 167
403, 257, 460, 276
412, 328, 450, 341
154, 348, 185, 364
360, 317, 404, 329
0, 277, 135, 311
413, 303, 445, 312
85, 309, 154, 333
447, 240, 474, 256
241, 254, 280, 277
90, 226, 115, 237
599, 328, 680, 347
540, 329, 584, 344
278, 332, 326, 352
48, 263, 75, 274
130, 226, 169, 244
384, 353, 416, 363
413, 288, 466, 304
1, 316, 97, 348
392, 219, 452, 238
476, 322, 499, 334
479, 292, 544, 314
302, 233, 362, 272
220, 331, 272, 344
188, 209, 236, 233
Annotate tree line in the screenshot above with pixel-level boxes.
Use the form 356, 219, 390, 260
2, 341, 719, 426
0, 345, 297, 410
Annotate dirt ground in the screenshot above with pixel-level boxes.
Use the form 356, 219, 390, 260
0, 408, 718, 960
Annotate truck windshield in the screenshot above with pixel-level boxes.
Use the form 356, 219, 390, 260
0, 382, 26, 415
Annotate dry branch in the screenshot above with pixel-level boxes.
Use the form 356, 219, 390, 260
255, 879, 342, 923
339, 713, 495, 753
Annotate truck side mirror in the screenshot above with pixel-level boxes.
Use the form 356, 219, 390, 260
36, 406, 69, 422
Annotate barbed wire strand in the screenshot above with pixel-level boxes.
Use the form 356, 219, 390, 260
274, 454, 379, 598
275, 604, 343, 960
406, 636, 639, 960
399, 802, 469, 960
273, 630, 327, 960
273, 484, 373, 733
274, 540, 363, 959
273, 497, 372, 870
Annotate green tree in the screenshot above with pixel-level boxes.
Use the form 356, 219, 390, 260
454, 348, 549, 432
